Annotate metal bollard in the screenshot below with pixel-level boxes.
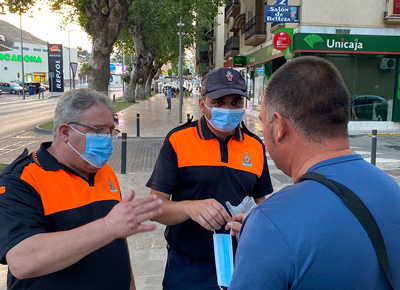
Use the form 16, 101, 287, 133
113, 94, 115, 102
121, 133, 127, 174
371, 129, 377, 166
187, 114, 191, 122
137, 114, 140, 137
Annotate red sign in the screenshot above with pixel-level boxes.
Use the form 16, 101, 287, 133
394, 0, 400, 14
273, 32, 291, 50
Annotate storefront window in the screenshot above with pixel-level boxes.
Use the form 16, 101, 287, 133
323, 54, 397, 121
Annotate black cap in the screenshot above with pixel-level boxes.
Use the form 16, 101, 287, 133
201, 68, 248, 99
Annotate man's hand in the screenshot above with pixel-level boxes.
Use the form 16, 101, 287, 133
103, 190, 162, 239
186, 199, 231, 231
225, 213, 248, 237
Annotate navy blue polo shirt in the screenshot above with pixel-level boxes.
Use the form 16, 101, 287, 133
0, 142, 131, 290
146, 116, 273, 260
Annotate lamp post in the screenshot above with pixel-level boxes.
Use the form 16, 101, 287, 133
177, 18, 185, 123
68, 30, 78, 90
19, 10, 25, 100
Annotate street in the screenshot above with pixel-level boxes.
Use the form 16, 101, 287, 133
0, 91, 399, 290
0, 87, 125, 165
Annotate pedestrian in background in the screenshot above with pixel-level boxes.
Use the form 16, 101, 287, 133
0, 88, 162, 290
165, 86, 172, 109
227, 56, 400, 290
146, 68, 273, 289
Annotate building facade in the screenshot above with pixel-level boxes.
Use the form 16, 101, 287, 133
208, 0, 400, 129
0, 20, 77, 87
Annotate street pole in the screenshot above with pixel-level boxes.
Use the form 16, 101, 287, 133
122, 42, 125, 94
19, 10, 25, 100
68, 31, 71, 90
177, 18, 185, 123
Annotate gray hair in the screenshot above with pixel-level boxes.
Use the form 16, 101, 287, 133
53, 88, 115, 138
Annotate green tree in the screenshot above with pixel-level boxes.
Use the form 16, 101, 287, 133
3, 0, 132, 95
121, 0, 223, 101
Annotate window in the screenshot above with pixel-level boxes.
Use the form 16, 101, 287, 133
33, 48, 41, 52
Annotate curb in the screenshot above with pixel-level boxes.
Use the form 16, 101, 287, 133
35, 125, 53, 135
366, 133, 400, 137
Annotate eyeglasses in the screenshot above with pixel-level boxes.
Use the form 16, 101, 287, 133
68, 122, 120, 139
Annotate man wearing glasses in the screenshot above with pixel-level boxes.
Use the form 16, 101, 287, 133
0, 88, 162, 290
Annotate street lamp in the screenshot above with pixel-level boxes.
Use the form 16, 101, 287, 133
177, 18, 185, 123
19, 9, 25, 100
68, 30, 78, 90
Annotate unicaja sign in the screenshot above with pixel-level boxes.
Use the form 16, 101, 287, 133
326, 38, 363, 51
304, 34, 364, 51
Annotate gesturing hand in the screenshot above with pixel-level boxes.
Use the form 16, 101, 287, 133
103, 190, 162, 239
187, 199, 231, 231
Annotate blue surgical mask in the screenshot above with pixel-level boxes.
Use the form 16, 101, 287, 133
213, 231, 234, 288
68, 127, 114, 168
204, 102, 243, 132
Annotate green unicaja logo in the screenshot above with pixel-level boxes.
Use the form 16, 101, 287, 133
304, 34, 324, 49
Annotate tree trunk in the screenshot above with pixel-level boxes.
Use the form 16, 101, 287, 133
124, 68, 136, 102
146, 59, 160, 95
84, 0, 129, 95
128, 25, 152, 100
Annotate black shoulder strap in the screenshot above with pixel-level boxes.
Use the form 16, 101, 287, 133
297, 172, 394, 289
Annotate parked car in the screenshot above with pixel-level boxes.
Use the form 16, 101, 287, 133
351, 95, 389, 121
40, 83, 49, 90
0, 82, 25, 94
0, 88, 2, 95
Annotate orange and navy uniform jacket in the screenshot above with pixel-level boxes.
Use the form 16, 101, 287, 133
146, 116, 273, 260
0, 142, 131, 290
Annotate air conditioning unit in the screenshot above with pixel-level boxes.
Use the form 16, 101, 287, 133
379, 58, 396, 70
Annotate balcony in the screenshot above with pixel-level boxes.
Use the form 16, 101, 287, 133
270, 22, 285, 33
206, 29, 215, 45
243, 15, 266, 47
225, 0, 240, 21
224, 36, 240, 58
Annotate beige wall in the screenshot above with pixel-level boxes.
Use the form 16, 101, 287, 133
300, 0, 387, 28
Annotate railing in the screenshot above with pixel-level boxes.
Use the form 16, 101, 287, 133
224, 36, 240, 56
206, 29, 214, 42
225, 0, 240, 19
225, 0, 234, 17
243, 15, 266, 41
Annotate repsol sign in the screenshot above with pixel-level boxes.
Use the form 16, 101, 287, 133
0, 53, 43, 63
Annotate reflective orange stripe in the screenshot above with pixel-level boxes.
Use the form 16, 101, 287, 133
0, 186, 5, 194
169, 126, 264, 177
21, 163, 121, 216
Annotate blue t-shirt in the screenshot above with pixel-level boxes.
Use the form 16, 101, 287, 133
229, 154, 400, 290
166, 89, 172, 99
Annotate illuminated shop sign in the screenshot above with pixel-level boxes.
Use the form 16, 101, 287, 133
0, 53, 43, 63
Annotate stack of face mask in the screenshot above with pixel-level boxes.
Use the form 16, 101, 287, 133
225, 196, 257, 217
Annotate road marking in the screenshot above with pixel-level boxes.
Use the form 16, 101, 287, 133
0, 99, 37, 106
0, 141, 37, 156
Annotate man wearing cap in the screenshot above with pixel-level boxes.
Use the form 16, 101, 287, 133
146, 68, 273, 289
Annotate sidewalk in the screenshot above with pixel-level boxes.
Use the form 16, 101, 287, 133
109, 92, 284, 290
108, 92, 400, 290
